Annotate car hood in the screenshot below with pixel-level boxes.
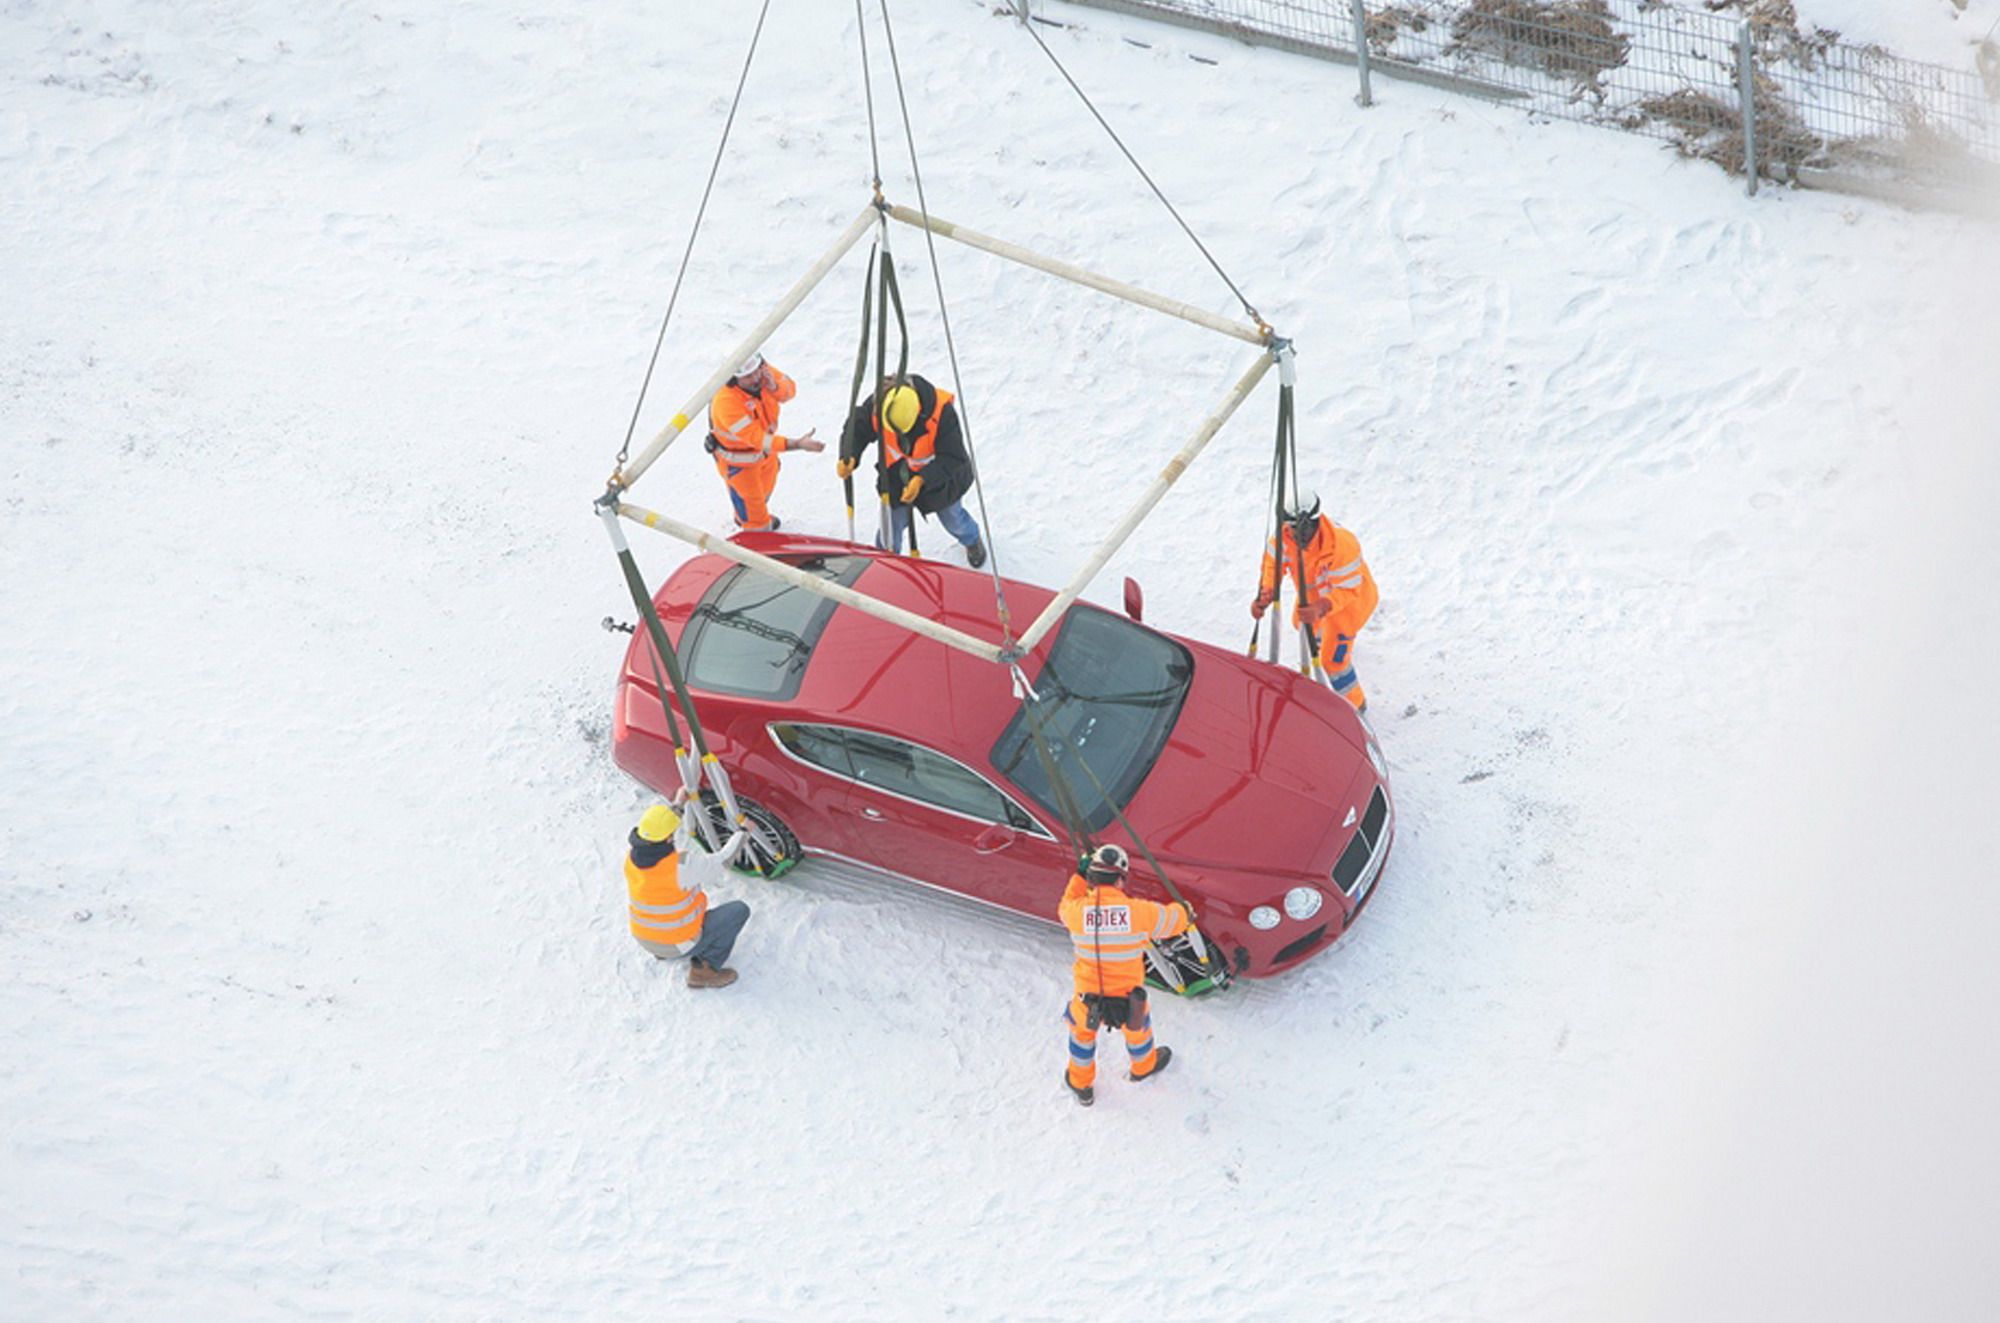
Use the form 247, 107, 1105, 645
1123, 645, 1372, 891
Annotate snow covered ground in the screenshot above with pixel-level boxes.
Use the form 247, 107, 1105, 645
1793, 0, 2000, 69
4, 1, 1996, 1317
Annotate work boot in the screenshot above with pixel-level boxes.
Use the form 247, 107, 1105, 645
966, 538, 987, 570
686, 957, 738, 989
1062, 1071, 1094, 1107
1129, 1045, 1174, 1082
769, 516, 783, 532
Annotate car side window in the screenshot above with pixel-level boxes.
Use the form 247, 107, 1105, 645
840, 730, 1026, 828
771, 722, 855, 778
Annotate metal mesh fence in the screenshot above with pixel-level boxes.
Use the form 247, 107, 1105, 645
1041, 0, 2000, 192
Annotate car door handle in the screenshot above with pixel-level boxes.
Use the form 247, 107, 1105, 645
973, 824, 1018, 855
858, 806, 885, 821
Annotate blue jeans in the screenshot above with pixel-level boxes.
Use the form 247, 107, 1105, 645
689, 899, 750, 967
877, 500, 980, 553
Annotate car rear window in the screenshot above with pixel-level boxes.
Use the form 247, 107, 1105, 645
680, 555, 868, 701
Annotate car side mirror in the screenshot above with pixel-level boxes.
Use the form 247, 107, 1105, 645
1123, 576, 1144, 623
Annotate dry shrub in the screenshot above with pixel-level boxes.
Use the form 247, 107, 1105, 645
1637, 84, 1823, 179
1816, 100, 2000, 190
1448, 0, 1631, 85
1367, 6, 1434, 53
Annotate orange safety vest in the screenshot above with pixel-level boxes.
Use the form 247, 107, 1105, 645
1260, 516, 1378, 639
875, 387, 953, 473
707, 365, 798, 465
626, 849, 707, 951
1058, 874, 1188, 997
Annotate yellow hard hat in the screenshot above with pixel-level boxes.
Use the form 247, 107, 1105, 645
636, 804, 681, 842
882, 384, 921, 434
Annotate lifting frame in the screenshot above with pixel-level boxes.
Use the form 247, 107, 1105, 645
600, 199, 1282, 666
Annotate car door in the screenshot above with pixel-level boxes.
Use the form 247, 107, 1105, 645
772, 722, 1064, 914
838, 728, 1069, 914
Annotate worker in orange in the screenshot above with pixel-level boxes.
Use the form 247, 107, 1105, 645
1252, 493, 1379, 712
625, 803, 750, 989
705, 352, 825, 532
1058, 843, 1189, 1107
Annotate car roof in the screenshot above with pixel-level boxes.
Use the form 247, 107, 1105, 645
782, 542, 1060, 754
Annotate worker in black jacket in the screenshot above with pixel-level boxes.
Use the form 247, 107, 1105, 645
838, 374, 987, 567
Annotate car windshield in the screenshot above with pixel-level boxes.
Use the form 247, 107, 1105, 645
681, 556, 869, 701
989, 605, 1194, 833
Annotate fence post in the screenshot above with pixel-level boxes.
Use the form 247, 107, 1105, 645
1352, 0, 1374, 107
1737, 22, 1758, 196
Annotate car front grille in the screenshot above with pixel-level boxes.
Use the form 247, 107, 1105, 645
1331, 786, 1390, 899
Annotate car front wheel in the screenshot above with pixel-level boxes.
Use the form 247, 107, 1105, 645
698, 791, 803, 879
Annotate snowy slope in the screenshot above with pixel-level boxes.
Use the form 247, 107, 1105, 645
1792, 0, 2000, 69
4, 1, 1997, 1318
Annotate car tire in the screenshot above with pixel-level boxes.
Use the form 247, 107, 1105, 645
698, 790, 803, 879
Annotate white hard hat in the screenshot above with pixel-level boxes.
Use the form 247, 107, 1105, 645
1085, 843, 1130, 881
734, 352, 765, 380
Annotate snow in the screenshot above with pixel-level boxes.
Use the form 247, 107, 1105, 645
1792, 0, 2000, 70
4, 0, 1997, 1317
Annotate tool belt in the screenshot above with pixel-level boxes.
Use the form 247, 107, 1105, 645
1082, 987, 1146, 1031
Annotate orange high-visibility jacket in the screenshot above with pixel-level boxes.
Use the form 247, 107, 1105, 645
1260, 517, 1378, 639
626, 848, 706, 951
707, 365, 798, 464
1058, 874, 1189, 997
877, 385, 953, 474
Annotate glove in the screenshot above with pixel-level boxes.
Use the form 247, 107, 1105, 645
1250, 588, 1276, 620
900, 475, 924, 504
836, 456, 857, 480
787, 433, 825, 454
1300, 600, 1331, 627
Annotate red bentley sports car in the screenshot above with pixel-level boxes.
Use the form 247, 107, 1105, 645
612, 533, 1393, 981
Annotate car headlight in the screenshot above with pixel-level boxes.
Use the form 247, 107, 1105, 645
1365, 735, 1388, 779
1284, 886, 1323, 921
1248, 905, 1281, 930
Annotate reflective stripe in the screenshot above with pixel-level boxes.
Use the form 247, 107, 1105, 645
1331, 574, 1363, 589
1071, 938, 1149, 955
1126, 1035, 1154, 1057
1329, 666, 1357, 692
907, 454, 934, 469
1150, 911, 1181, 938
724, 415, 751, 436
631, 897, 702, 919
1332, 556, 1363, 577
1069, 1039, 1097, 1061
630, 917, 699, 939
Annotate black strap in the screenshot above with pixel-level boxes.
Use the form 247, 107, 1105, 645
872, 249, 915, 554
843, 245, 879, 515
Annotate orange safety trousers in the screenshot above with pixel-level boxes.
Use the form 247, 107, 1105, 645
1319, 629, 1366, 712
715, 448, 784, 531
1064, 991, 1160, 1090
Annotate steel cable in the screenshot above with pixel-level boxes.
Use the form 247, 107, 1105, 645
1015, 13, 1266, 332
611, 0, 774, 479
855, 0, 883, 197
876, 0, 1016, 639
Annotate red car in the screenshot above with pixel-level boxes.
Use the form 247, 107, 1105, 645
612, 533, 1393, 982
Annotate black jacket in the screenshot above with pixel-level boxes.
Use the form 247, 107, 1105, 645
839, 375, 972, 516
